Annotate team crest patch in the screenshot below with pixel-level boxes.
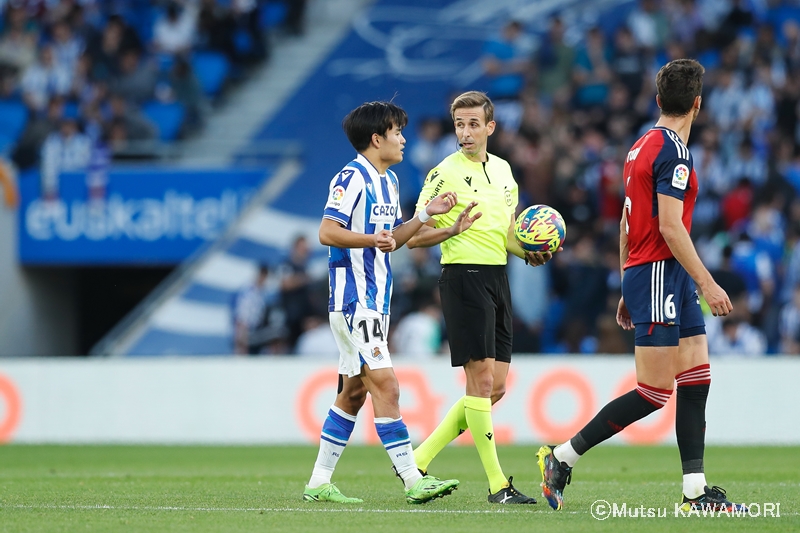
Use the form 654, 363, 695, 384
672, 164, 689, 190
328, 185, 345, 208
372, 347, 383, 360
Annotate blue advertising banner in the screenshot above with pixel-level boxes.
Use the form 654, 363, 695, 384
19, 168, 267, 265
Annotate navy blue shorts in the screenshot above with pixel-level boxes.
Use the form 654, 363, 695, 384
622, 259, 705, 346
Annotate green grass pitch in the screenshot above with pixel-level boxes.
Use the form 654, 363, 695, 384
0, 444, 797, 532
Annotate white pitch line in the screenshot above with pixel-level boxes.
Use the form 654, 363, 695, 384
0, 504, 576, 514
3, 504, 796, 516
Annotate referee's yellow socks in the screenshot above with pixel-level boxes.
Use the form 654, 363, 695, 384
464, 395, 507, 493
414, 396, 467, 473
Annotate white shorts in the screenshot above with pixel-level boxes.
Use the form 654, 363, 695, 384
329, 303, 392, 377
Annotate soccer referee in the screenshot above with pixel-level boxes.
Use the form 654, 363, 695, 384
407, 91, 554, 504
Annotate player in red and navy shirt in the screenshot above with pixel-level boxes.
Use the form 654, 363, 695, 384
623, 126, 698, 269
537, 59, 748, 514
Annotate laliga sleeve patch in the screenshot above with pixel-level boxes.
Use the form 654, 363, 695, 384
326, 185, 346, 209
672, 164, 689, 190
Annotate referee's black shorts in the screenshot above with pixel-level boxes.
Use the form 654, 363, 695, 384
438, 264, 513, 368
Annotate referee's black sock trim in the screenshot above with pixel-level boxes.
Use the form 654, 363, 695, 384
677, 384, 709, 474
572, 389, 659, 455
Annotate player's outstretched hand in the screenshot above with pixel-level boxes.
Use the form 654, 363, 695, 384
375, 229, 396, 253
449, 201, 482, 236
426, 192, 458, 215
524, 247, 562, 267
616, 296, 634, 330
699, 279, 733, 317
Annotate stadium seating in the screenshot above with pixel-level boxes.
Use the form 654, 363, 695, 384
191, 52, 231, 98
143, 101, 186, 142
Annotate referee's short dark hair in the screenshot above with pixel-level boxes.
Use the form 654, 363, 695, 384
342, 101, 408, 152
655, 59, 705, 117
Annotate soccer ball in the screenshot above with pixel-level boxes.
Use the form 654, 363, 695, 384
514, 205, 566, 253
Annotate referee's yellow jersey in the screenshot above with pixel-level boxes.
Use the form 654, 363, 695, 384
415, 150, 518, 265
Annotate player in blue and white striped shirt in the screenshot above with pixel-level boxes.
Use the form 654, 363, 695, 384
303, 101, 480, 505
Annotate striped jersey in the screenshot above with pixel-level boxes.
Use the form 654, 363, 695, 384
323, 153, 403, 315
623, 126, 698, 269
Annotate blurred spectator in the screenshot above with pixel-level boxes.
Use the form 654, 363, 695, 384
691, 126, 728, 196
727, 138, 767, 188
748, 24, 784, 74
779, 285, 800, 354
481, 20, 533, 131
533, 17, 574, 102
555, 232, 610, 336
595, 314, 629, 354
730, 231, 775, 317
153, 1, 199, 56
295, 315, 338, 357
69, 52, 94, 104
21, 44, 72, 112
107, 93, 157, 143
667, 0, 705, 48
610, 26, 646, 100
775, 72, 800, 145
391, 297, 443, 358
715, 0, 753, 49
707, 316, 767, 355
741, 62, 776, 144
746, 200, 785, 268
279, 235, 314, 350
720, 178, 754, 230
39, 117, 91, 199
111, 49, 157, 104
709, 244, 748, 301
233, 264, 285, 355
628, 0, 669, 51
572, 27, 612, 109
166, 55, 209, 129
0, 7, 39, 75
408, 117, 450, 195
783, 20, 800, 72
198, 0, 236, 63
87, 17, 124, 81
66, 4, 100, 47
107, 14, 145, 54
11, 95, 64, 170
782, 220, 800, 304
392, 246, 440, 320
232, 0, 268, 63
508, 247, 549, 353
85, 136, 110, 202
50, 19, 83, 76
707, 68, 745, 154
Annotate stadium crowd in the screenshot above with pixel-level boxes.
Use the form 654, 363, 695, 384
0, 0, 301, 198
401, 0, 800, 357
238, 0, 800, 358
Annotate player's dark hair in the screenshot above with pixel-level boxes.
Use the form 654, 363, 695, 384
450, 91, 494, 124
655, 59, 705, 117
342, 101, 408, 152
